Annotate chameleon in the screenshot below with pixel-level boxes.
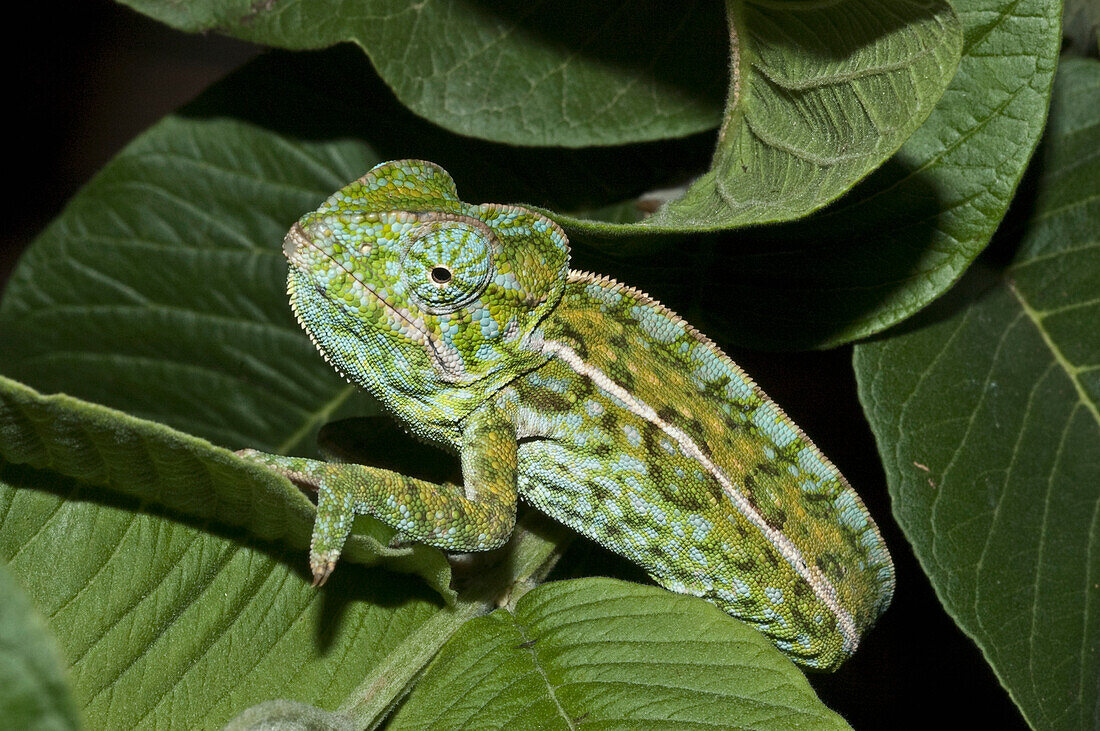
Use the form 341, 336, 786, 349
239, 160, 894, 671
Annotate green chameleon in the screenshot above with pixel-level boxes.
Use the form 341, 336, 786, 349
240, 160, 894, 671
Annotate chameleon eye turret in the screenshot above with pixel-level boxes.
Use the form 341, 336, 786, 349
399, 220, 495, 313
241, 159, 894, 671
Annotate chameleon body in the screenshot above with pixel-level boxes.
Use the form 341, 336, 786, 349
241, 160, 894, 671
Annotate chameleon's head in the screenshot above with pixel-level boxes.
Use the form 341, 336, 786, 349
283, 160, 570, 401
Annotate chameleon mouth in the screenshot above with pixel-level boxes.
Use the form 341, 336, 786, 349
282, 222, 469, 383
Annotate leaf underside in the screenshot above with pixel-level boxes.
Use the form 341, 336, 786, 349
0, 380, 450, 728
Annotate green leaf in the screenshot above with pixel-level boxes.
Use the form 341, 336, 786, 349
0, 561, 82, 731
118, 0, 730, 147
0, 433, 445, 727
119, 0, 960, 229
390, 578, 851, 730
641, 0, 962, 230
0, 110, 380, 454
0, 374, 453, 595
564, 0, 1062, 349
853, 58, 1100, 730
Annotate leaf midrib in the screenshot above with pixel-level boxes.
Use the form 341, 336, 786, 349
276, 384, 358, 455
514, 615, 575, 730
1005, 278, 1100, 428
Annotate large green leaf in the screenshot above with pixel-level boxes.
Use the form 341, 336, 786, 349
0, 374, 452, 593
566, 0, 1062, 349
0, 466, 441, 730
644, 0, 961, 229
0, 113, 380, 453
119, 0, 729, 147
0, 374, 568, 728
390, 578, 850, 730
853, 59, 1100, 730
118, 0, 960, 230
0, 417, 443, 727
0, 562, 81, 731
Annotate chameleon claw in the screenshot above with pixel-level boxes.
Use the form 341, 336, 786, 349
310, 553, 337, 587
310, 566, 331, 587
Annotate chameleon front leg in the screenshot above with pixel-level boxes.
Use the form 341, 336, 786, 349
239, 404, 518, 585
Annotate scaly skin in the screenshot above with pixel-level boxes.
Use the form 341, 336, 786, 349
239, 160, 894, 670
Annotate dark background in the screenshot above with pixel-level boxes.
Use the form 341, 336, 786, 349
2, 1, 259, 287
4, 1, 1042, 728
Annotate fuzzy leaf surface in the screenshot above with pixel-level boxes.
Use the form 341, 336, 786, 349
0, 561, 81, 731
0, 378, 448, 728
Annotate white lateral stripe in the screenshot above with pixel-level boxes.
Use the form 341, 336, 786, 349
541, 338, 859, 653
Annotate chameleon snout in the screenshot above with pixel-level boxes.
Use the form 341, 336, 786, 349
282, 222, 311, 262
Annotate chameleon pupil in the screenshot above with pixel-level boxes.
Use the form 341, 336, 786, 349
431, 266, 452, 285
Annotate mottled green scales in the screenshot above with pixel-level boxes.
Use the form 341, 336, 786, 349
239, 160, 894, 670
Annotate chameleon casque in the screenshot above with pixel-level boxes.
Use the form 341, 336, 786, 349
240, 160, 894, 671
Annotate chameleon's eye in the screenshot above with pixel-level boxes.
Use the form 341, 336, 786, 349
430, 266, 453, 285
400, 221, 492, 313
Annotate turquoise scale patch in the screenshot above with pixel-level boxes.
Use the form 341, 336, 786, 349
833, 492, 868, 531
629, 304, 685, 344
621, 423, 642, 447
686, 514, 712, 541
797, 445, 837, 481
475, 343, 498, 361
614, 454, 647, 475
